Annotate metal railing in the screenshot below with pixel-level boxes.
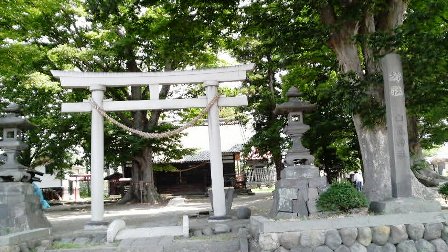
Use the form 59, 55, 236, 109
246, 167, 276, 186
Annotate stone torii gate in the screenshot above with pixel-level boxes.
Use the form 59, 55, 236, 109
51, 64, 253, 225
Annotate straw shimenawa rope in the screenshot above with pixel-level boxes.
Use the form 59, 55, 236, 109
89, 95, 220, 139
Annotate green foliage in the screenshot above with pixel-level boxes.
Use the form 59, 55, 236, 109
411, 159, 430, 171
317, 181, 368, 213
0, 0, 242, 186
438, 183, 448, 198
79, 182, 91, 198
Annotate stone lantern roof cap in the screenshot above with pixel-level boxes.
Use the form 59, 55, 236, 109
274, 87, 316, 115
0, 103, 34, 129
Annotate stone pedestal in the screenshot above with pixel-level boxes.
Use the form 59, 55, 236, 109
0, 183, 51, 235
271, 166, 327, 218
208, 187, 235, 219
369, 197, 441, 214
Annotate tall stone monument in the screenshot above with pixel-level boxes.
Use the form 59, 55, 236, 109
270, 87, 327, 218
0, 103, 51, 235
369, 53, 441, 213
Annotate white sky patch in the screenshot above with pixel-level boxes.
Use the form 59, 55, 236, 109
181, 124, 253, 152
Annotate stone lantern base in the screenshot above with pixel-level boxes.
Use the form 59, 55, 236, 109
270, 165, 327, 218
0, 182, 51, 235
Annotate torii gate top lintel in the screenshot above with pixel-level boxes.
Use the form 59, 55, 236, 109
51, 63, 254, 88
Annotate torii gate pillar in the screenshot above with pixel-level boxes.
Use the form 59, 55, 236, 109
90, 85, 106, 224
206, 81, 226, 218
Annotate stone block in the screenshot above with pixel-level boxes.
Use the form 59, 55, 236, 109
396, 240, 416, 252
366, 243, 382, 252
369, 198, 441, 214
279, 232, 300, 249
314, 245, 333, 252
298, 186, 308, 202
308, 177, 327, 188
307, 199, 318, 214
325, 229, 342, 250
415, 239, 435, 252
357, 227, 372, 246
259, 233, 280, 251
349, 241, 367, 252
294, 195, 309, 217
202, 227, 213, 236
300, 230, 325, 248
115, 226, 184, 240
274, 246, 289, 252
334, 245, 350, 252
290, 246, 312, 252
424, 223, 443, 240
277, 188, 298, 212
308, 188, 318, 201
371, 226, 390, 245
214, 223, 230, 234
193, 229, 203, 237
389, 224, 408, 244
281, 166, 320, 180
406, 223, 424, 240
276, 212, 298, 219
277, 179, 308, 188
339, 227, 358, 246
382, 243, 396, 252
430, 238, 448, 252
442, 226, 448, 243
236, 207, 251, 219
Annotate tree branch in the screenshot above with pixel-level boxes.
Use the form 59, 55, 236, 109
147, 62, 173, 130
320, 4, 337, 26
376, 0, 408, 31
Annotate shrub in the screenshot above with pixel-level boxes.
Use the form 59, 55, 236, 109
438, 183, 448, 198
317, 180, 368, 212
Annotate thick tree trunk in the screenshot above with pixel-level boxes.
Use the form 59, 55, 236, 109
353, 115, 392, 201
124, 147, 161, 204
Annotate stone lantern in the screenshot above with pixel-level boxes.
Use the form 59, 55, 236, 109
0, 103, 34, 182
274, 87, 316, 166
0, 103, 50, 237
270, 87, 327, 218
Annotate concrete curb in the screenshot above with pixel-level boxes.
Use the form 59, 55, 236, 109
0, 228, 50, 246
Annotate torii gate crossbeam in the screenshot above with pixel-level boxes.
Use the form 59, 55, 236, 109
51, 64, 254, 225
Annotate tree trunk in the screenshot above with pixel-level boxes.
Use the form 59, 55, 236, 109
353, 115, 392, 201
124, 61, 172, 204
273, 152, 283, 180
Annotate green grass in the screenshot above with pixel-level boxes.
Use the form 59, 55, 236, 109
51, 242, 84, 250
251, 186, 275, 193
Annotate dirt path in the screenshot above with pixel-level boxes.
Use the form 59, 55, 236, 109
45, 192, 273, 236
